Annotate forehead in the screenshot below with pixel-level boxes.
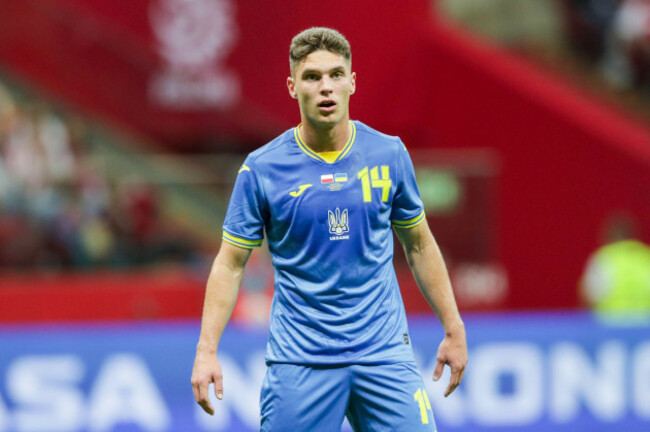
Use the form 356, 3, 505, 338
296, 50, 350, 74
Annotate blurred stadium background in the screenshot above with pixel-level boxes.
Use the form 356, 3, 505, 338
0, 0, 649, 431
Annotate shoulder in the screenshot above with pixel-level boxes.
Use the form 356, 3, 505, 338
600, 240, 650, 258
353, 121, 408, 165
246, 127, 295, 167
354, 121, 401, 143
353, 121, 404, 152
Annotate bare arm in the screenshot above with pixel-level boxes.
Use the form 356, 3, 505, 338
191, 241, 252, 415
395, 219, 467, 397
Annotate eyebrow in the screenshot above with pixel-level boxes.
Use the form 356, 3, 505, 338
301, 65, 347, 76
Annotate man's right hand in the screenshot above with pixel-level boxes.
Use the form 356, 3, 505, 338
191, 351, 223, 415
191, 244, 251, 415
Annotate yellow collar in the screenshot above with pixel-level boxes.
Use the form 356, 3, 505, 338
294, 121, 357, 164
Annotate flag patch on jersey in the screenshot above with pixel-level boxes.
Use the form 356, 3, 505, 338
321, 173, 348, 184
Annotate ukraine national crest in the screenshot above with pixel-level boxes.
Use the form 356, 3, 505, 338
328, 207, 349, 240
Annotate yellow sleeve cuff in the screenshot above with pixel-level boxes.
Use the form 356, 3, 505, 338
391, 210, 425, 229
222, 231, 263, 249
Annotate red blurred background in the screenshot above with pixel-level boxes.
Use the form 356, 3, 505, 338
0, 0, 649, 322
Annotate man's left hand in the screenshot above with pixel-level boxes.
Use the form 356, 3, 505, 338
433, 330, 467, 397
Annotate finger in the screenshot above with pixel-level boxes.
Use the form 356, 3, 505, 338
458, 366, 466, 385
444, 377, 457, 397
199, 399, 215, 416
199, 397, 215, 415
444, 382, 456, 397
443, 371, 458, 397
444, 365, 463, 397
214, 373, 224, 401
433, 359, 445, 382
192, 379, 201, 404
197, 381, 215, 415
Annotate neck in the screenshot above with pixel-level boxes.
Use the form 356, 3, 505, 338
299, 118, 350, 153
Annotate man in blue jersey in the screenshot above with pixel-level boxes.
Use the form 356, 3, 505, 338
192, 27, 467, 431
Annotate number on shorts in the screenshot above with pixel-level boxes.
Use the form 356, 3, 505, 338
414, 387, 432, 424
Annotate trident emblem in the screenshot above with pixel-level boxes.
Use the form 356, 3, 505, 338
328, 208, 349, 236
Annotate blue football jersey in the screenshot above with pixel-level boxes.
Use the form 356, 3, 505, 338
222, 120, 425, 365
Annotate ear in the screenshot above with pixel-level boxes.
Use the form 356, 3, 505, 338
287, 76, 298, 99
349, 71, 356, 95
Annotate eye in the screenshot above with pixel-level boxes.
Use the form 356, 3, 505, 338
332, 71, 344, 78
305, 74, 319, 81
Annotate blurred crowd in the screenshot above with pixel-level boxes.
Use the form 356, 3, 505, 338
562, 0, 650, 91
0, 78, 195, 270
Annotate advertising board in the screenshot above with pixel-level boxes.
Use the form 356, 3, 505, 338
0, 314, 648, 431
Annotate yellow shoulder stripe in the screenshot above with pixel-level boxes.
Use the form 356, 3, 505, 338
238, 165, 251, 173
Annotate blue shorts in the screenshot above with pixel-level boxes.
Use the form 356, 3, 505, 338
260, 362, 437, 432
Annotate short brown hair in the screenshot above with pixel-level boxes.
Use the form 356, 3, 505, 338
289, 27, 351, 75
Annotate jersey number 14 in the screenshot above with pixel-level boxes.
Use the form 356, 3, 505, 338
357, 166, 391, 203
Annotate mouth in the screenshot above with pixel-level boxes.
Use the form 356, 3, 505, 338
318, 100, 337, 112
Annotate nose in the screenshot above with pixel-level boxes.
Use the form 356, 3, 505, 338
319, 76, 333, 95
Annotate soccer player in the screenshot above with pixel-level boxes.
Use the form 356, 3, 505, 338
191, 27, 467, 431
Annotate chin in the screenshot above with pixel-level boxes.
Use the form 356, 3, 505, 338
320, 113, 344, 123
306, 112, 345, 128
